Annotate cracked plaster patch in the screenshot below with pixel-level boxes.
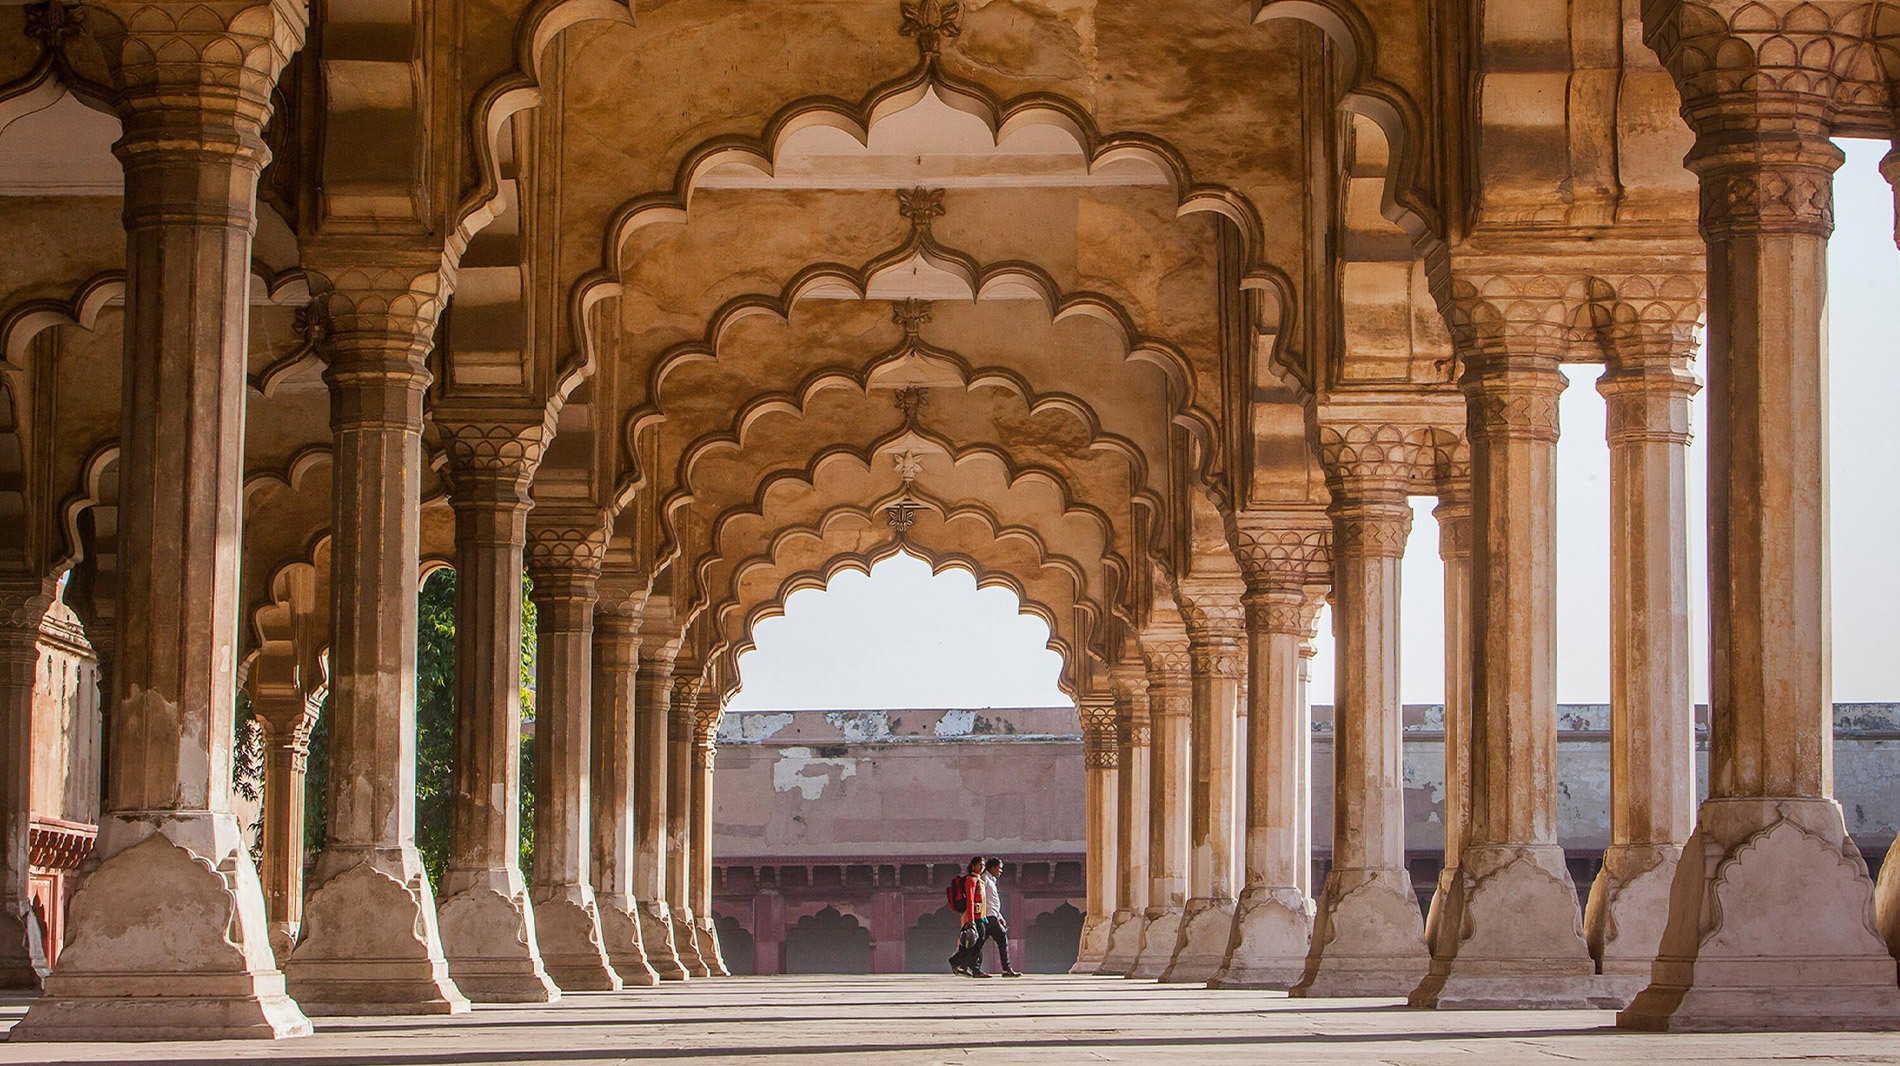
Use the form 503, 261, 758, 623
771, 747, 859, 800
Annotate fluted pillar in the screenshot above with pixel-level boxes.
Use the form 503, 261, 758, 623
633, 635, 688, 979
689, 692, 729, 976
1097, 669, 1150, 975
433, 417, 556, 1002
1213, 517, 1329, 989
1423, 487, 1473, 963
667, 673, 709, 977
1622, 13, 1900, 1028
591, 594, 658, 985
526, 539, 620, 991
1295, 462, 1428, 997
1128, 639, 1190, 980
1072, 696, 1120, 973
286, 266, 468, 1017
1163, 582, 1245, 982
0, 581, 53, 990
1585, 333, 1700, 997
15, 5, 313, 1038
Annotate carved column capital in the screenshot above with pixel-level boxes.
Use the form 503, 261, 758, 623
1329, 496, 1414, 561
1079, 697, 1120, 768
1142, 637, 1193, 718
1232, 514, 1331, 594
1242, 583, 1312, 637
1317, 423, 1432, 499
0, 576, 57, 667
526, 523, 608, 586
309, 262, 451, 399
1109, 666, 1151, 746
1433, 490, 1474, 563
437, 409, 553, 508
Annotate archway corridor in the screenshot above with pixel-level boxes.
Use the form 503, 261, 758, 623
3, 0, 1900, 1052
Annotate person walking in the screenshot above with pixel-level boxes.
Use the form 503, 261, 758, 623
947, 856, 991, 977
981, 858, 1023, 977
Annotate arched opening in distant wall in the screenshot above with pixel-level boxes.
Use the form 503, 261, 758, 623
783, 907, 872, 974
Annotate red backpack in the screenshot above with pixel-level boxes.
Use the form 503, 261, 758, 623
946, 875, 969, 914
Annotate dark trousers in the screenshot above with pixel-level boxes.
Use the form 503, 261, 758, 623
980, 916, 1013, 972
948, 920, 984, 971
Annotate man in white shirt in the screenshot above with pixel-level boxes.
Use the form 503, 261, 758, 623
980, 858, 1022, 977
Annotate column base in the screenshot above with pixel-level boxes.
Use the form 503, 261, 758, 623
1585, 842, 1681, 984
266, 921, 298, 971
13, 816, 312, 1041
286, 847, 470, 1016
1411, 844, 1614, 1009
1159, 896, 1236, 983
1617, 798, 1900, 1032
1208, 885, 1313, 989
531, 884, 622, 991
1291, 868, 1427, 998
597, 894, 659, 986
1097, 910, 1144, 975
638, 900, 690, 981
1070, 914, 1112, 974
437, 870, 560, 1003
672, 909, 709, 978
695, 915, 730, 977
1127, 907, 1182, 980
0, 909, 46, 990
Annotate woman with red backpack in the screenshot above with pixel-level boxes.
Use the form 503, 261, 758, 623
946, 856, 990, 977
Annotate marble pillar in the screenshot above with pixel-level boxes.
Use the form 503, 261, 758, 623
1164, 586, 1244, 983
1129, 642, 1190, 980
249, 667, 321, 966
1585, 338, 1700, 999
1073, 697, 1120, 973
1294, 485, 1428, 997
634, 641, 688, 980
1097, 671, 1150, 975
1213, 566, 1321, 989
434, 424, 557, 1002
0, 581, 53, 990
1616, 74, 1900, 1028
526, 549, 621, 991
667, 674, 709, 977
591, 601, 659, 985
14, 5, 314, 1038
689, 695, 729, 977
286, 268, 468, 1016
1422, 489, 1472, 964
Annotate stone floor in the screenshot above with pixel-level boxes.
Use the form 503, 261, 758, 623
1, 976, 1898, 1064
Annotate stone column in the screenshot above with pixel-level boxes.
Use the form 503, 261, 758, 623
1214, 517, 1329, 989
526, 538, 620, 991
432, 417, 556, 1003
1072, 696, 1119, 973
1128, 638, 1191, 980
689, 692, 729, 977
1163, 583, 1245, 983
1585, 330, 1700, 997
1098, 669, 1150, 976
1422, 486, 1472, 964
1621, 17, 1900, 1027
286, 267, 468, 1017
633, 636, 687, 979
591, 596, 659, 985
667, 673, 709, 977
1295, 593, 1325, 900
14, 4, 314, 1039
0, 581, 53, 989
1294, 449, 1428, 997
248, 657, 321, 966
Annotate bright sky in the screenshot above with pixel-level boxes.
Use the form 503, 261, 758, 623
732, 139, 1900, 712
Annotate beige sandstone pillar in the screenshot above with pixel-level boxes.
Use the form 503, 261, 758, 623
1163, 583, 1245, 982
1213, 518, 1329, 988
15, 4, 313, 1038
526, 542, 621, 991
248, 661, 321, 966
1422, 488, 1472, 963
633, 636, 688, 979
433, 419, 557, 1002
286, 266, 468, 1016
1128, 639, 1190, 980
590, 598, 658, 985
689, 692, 729, 977
1868, 148, 1900, 993
0, 580, 53, 989
1097, 670, 1150, 975
1585, 335, 1700, 997
1296, 594, 1323, 900
1294, 471, 1428, 997
1072, 696, 1119, 973
1619, 29, 1900, 1026
667, 673, 709, 977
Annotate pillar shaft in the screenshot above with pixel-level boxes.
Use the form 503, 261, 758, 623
634, 645, 687, 979
591, 604, 657, 985
1424, 490, 1472, 960
667, 676, 708, 977
0, 585, 52, 989
1072, 698, 1119, 973
1128, 646, 1190, 980
689, 700, 729, 976
1098, 673, 1150, 976
434, 427, 555, 1003
1163, 588, 1244, 983
1295, 487, 1427, 997
15, 5, 314, 1038
526, 555, 620, 991
251, 687, 318, 965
